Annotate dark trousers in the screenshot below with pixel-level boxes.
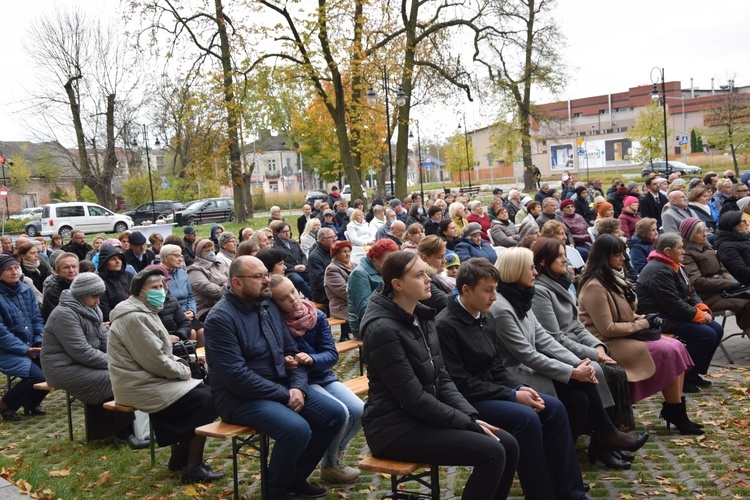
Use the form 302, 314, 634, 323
473, 395, 585, 500
554, 379, 615, 441
289, 271, 313, 300
663, 319, 723, 383
2, 358, 47, 411
380, 425, 518, 500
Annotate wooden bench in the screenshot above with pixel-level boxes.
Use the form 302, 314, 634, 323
103, 401, 156, 465
195, 421, 268, 500
33, 382, 85, 442
328, 317, 347, 327
335, 338, 364, 375
459, 186, 480, 198
358, 456, 439, 498
343, 376, 368, 397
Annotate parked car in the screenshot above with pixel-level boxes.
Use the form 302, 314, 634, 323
304, 190, 328, 207
122, 200, 184, 225
641, 161, 702, 177
9, 207, 42, 221
40, 202, 134, 238
173, 197, 234, 226
25, 220, 42, 237
341, 185, 368, 203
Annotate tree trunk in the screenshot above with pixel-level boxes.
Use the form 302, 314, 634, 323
215, 0, 249, 221
100, 93, 117, 210
64, 76, 92, 201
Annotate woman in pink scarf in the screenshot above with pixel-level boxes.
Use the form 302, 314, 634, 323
269, 275, 364, 485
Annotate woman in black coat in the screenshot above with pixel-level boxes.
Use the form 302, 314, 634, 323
713, 211, 750, 285
97, 245, 132, 323
361, 251, 518, 500
15, 243, 52, 293
635, 232, 723, 393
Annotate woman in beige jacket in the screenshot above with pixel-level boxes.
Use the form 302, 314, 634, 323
108, 268, 222, 484
578, 235, 701, 436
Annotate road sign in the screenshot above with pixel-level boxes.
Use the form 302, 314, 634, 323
577, 147, 585, 156
0, 186, 7, 200
0, 155, 5, 164
679, 135, 689, 146
576, 138, 584, 146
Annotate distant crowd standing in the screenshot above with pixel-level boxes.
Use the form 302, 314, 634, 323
1, 171, 749, 498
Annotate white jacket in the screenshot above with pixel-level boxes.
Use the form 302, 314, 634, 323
346, 220, 375, 246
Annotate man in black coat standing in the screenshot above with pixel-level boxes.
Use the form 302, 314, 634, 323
639, 177, 669, 229
61, 230, 93, 262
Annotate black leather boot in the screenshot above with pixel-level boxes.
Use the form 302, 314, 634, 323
660, 401, 704, 435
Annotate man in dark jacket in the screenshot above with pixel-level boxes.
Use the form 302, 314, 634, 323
203, 256, 345, 499
41, 252, 79, 321
61, 231, 93, 262
327, 185, 342, 208
436, 258, 587, 499
182, 226, 197, 267
297, 204, 312, 241
273, 223, 312, 298
423, 206, 444, 236
307, 228, 335, 304
639, 177, 668, 229
124, 231, 155, 273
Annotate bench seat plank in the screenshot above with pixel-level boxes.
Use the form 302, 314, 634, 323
195, 421, 256, 439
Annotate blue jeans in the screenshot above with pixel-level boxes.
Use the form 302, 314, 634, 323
289, 272, 313, 300
310, 381, 364, 467
473, 394, 585, 500
229, 390, 346, 493
662, 319, 723, 383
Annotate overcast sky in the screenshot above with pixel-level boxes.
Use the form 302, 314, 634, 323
1, 0, 748, 145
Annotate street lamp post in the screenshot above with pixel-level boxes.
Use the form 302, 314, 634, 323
651, 67, 670, 174
366, 68, 407, 198
131, 123, 160, 224
409, 120, 424, 203
457, 113, 472, 188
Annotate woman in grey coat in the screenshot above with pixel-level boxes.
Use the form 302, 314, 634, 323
42, 273, 146, 447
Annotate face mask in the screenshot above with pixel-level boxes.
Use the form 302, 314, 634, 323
145, 289, 166, 308
204, 251, 216, 262
417, 208, 424, 215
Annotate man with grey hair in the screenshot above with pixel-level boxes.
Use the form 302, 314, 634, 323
307, 227, 336, 304
385, 220, 406, 247
662, 190, 697, 234
0, 235, 13, 255
368, 205, 387, 234
535, 182, 550, 203
41, 252, 79, 321
536, 197, 559, 230
375, 209, 397, 240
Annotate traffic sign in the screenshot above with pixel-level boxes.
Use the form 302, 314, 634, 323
0, 186, 7, 200
577, 147, 585, 156
576, 138, 584, 146
678, 135, 689, 146
0, 155, 5, 164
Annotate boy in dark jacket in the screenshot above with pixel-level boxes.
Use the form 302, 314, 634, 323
436, 257, 587, 499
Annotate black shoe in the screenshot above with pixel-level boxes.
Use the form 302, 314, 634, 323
23, 406, 46, 416
181, 463, 224, 484
1, 410, 20, 421
114, 434, 151, 450
613, 450, 635, 462
683, 381, 700, 393
660, 401, 704, 435
583, 484, 591, 492
600, 430, 649, 452
695, 376, 712, 388
287, 481, 328, 498
588, 442, 631, 470
681, 396, 704, 428
168, 458, 183, 472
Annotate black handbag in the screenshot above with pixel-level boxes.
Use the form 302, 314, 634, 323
608, 291, 662, 341
720, 286, 750, 299
172, 340, 208, 381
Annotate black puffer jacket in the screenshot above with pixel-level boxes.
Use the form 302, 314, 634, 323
158, 292, 192, 341
97, 246, 132, 322
714, 230, 750, 285
360, 292, 482, 456
635, 257, 702, 322
436, 295, 515, 403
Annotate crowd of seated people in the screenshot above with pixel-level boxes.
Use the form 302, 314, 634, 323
2, 170, 750, 498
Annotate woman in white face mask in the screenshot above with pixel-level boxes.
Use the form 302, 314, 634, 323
108, 268, 222, 485
187, 238, 228, 322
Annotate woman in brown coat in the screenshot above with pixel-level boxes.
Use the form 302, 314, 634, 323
324, 241, 356, 341
680, 217, 750, 331
578, 235, 702, 435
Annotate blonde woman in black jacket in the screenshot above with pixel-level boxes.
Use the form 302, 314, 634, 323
361, 251, 517, 500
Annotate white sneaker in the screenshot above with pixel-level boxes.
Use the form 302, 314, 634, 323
319, 454, 360, 484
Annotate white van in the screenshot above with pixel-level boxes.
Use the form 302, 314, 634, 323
40, 202, 133, 238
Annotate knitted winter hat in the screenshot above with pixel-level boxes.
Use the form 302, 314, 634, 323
596, 202, 614, 218
623, 196, 639, 208
737, 197, 750, 212
627, 181, 639, 192
218, 232, 236, 248
679, 217, 703, 242
0, 254, 18, 274
70, 272, 106, 299
560, 199, 575, 209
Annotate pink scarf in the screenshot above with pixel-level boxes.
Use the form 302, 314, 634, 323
283, 299, 318, 338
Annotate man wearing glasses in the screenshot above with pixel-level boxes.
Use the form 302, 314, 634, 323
307, 228, 336, 305
273, 223, 312, 299
203, 256, 346, 499
61, 230, 93, 262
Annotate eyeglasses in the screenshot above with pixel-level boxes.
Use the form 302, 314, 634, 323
236, 273, 272, 281
168, 253, 183, 259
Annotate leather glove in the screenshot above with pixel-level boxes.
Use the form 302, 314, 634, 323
645, 313, 663, 329
728, 279, 743, 290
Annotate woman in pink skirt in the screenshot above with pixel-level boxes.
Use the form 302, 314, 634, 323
578, 235, 702, 435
